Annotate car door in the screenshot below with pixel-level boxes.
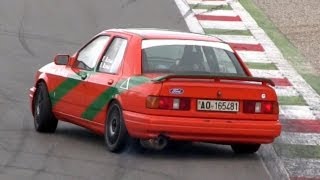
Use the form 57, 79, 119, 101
53, 35, 111, 118
81, 36, 129, 124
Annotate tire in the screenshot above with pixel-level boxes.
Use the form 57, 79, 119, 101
105, 102, 129, 153
33, 82, 58, 133
231, 144, 261, 154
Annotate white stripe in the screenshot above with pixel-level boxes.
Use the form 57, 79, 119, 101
236, 51, 270, 63
274, 86, 299, 96
174, 0, 205, 34
142, 39, 233, 52
250, 69, 283, 79
187, 0, 227, 6
192, 9, 209, 14
316, 111, 320, 120
193, 9, 237, 17
213, 35, 258, 44
276, 132, 320, 146
280, 105, 316, 120
186, 0, 201, 3
199, 20, 247, 30
282, 158, 320, 177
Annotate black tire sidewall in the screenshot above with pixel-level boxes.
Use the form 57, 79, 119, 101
33, 82, 57, 133
105, 102, 128, 152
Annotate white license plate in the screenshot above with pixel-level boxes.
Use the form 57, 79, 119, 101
197, 100, 239, 112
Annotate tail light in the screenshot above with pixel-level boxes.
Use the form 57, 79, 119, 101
146, 96, 190, 110
243, 101, 278, 114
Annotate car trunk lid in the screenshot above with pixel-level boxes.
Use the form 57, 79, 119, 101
148, 74, 278, 121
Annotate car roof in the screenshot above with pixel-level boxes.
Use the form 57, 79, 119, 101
103, 28, 222, 42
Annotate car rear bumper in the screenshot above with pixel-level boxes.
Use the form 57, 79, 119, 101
123, 110, 281, 144
29, 86, 36, 115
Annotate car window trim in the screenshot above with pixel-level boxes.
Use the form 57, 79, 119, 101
73, 35, 111, 71
96, 35, 129, 75
226, 51, 246, 75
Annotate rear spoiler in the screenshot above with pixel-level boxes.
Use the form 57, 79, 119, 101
152, 74, 275, 86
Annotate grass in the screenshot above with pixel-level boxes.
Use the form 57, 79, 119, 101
239, 0, 320, 95
204, 28, 252, 36
246, 62, 278, 70
189, 4, 233, 10
278, 96, 307, 106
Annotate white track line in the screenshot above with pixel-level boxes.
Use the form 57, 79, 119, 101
250, 69, 283, 79
276, 132, 320, 146
193, 9, 237, 17
236, 51, 271, 63
213, 35, 258, 44
258, 145, 291, 180
275, 86, 299, 97
282, 158, 320, 177
187, 0, 227, 6
280, 105, 316, 120
199, 20, 247, 30
174, 0, 204, 34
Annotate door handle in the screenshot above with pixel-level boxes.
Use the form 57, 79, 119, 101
107, 79, 114, 85
79, 71, 87, 80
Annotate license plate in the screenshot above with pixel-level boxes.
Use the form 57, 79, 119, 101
197, 100, 239, 112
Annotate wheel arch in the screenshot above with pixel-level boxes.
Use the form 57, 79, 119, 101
104, 97, 124, 123
31, 79, 48, 116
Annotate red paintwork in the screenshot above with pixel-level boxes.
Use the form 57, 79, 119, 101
29, 29, 281, 144
271, 78, 292, 86
196, 15, 242, 21
124, 111, 281, 143
229, 43, 265, 52
281, 119, 320, 133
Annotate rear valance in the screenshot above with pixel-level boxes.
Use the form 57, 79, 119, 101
152, 74, 275, 86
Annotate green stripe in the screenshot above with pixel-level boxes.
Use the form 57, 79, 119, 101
278, 96, 307, 106
81, 76, 150, 120
246, 62, 278, 70
204, 28, 252, 36
49, 78, 81, 106
81, 87, 119, 120
190, 4, 232, 10
274, 143, 320, 159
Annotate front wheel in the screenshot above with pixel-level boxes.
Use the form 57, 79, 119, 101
231, 144, 261, 154
33, 82, 58, 133
105, 102, 129, 153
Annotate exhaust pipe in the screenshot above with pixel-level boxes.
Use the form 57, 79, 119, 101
140, 135, 168, 150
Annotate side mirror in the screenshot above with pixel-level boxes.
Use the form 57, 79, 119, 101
54, 55, 70, 65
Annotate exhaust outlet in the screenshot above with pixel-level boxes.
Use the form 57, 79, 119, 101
140, 135, 168, 150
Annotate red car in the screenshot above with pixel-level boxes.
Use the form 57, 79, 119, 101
29, 29, 281, 153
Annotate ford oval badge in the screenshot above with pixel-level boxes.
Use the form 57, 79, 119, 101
169, 88, 184, 95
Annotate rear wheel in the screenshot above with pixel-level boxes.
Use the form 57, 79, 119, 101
231, 144, 261, 154
105, 102, 129, 153
33, 82, 58, 133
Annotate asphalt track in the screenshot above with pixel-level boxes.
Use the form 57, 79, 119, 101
0, 0, 271, 179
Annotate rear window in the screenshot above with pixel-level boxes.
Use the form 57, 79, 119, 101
142, 40, 246, 76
